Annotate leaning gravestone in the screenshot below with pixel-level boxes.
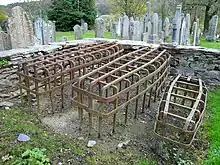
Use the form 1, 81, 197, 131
8, 6, 35, 49
207, 15, 219, 41
95, 18, 105, 38
121, 15, 130, 40
74, 25, 83, 40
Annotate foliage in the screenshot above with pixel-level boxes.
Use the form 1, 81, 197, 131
106, 0, 147, 19
202, 89, 220, 164
0, 59, 9, 68
12, 148, 50, 165
48, 0, 97, 31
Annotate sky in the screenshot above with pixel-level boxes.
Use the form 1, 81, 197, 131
0, 0, 38, 5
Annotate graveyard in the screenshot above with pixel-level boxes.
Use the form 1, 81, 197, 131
0, 1, 220, 165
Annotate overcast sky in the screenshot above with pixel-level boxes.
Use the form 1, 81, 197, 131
0, 0, 39, 5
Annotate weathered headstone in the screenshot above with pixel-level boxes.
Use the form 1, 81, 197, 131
195, 19, 200, 46
207, 15, 218, 41
130, 21, 141, 41
163, 17, 170, 42
121, 15, 130, 40
152, 13, 159, 43
192, 22, 198, 46
147, 21, 152, 42
95, 18, 106, 38
185, 14, 191, 45
82, 22, 88, 34
8, 6, 35, 49
74, 25, 82, 40
0, 30, 11, 51
172, 5, 182, 45
180, 17, 187, 45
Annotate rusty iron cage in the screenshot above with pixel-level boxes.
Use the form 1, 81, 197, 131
72, 47, 171, 137
154, 74, 207, 147
16, 42, 124, 114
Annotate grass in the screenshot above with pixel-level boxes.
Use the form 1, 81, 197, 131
200, 38, 220, 50
56, 30, 112, 41
0, 107, 152, 165
202, 88, 220, 164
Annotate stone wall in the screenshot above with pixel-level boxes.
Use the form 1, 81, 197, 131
162, 45, 220, 86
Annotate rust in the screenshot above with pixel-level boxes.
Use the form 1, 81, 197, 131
154, 74, 207, 147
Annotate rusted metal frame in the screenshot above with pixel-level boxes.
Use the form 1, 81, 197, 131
183, 79, 203, 131
154, 75, 207, 147
77, 47, 155, 87
71, 64, 168, 124
25, 43, 120, 68
23, 43, 111, 65
36, 49, 124, 83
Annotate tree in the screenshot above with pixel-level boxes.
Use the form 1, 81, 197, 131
48, 0, 96, 31
107, 0, 147, 19
181, 0, 220, 34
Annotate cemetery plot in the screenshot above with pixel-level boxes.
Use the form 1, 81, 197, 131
154, 74, 207, 147
16, 42, 123, 114
72, 47, 170, 137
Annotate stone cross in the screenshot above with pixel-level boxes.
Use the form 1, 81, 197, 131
95, 18, 106, 38
172, 5, 182, 45
207, 15, 218, 41
74, 24, 82, 40
8, 6, 35, 49
163, 17, 170, 42
121, 15, 130, 40
185, 14, 191, 45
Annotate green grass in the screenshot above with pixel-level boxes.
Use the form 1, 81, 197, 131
203, 89, 220, 164
200, 38, 220, 50
56, 30, 112, 41
0, 108, 151, 165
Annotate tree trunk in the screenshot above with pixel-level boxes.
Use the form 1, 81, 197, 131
203, 5, 211, 35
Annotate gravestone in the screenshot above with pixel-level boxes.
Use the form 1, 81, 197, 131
185, 14, 191, 45
74, 25, 82, 40
207, 15, 218, 41
95, 18, 105, 38
0, 30, 11, 51
143, 33, 148, 42
121, 15, 130, 40
8, 6, 35, 49
130, 21, 141, 41
34, 18, 56, 45
82, 22, 88, 34
147, 21, 152, 42
195, 19, 200, 46
152, 13, 159, 43
172, 5, 182, 45
192, 22, 197, 46
180, 17, 187, 45
164, 17, 170, 42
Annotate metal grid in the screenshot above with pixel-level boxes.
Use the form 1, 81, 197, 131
72, 47, 171, 137
154, 74, 207, 147
16, 42, 124, 113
